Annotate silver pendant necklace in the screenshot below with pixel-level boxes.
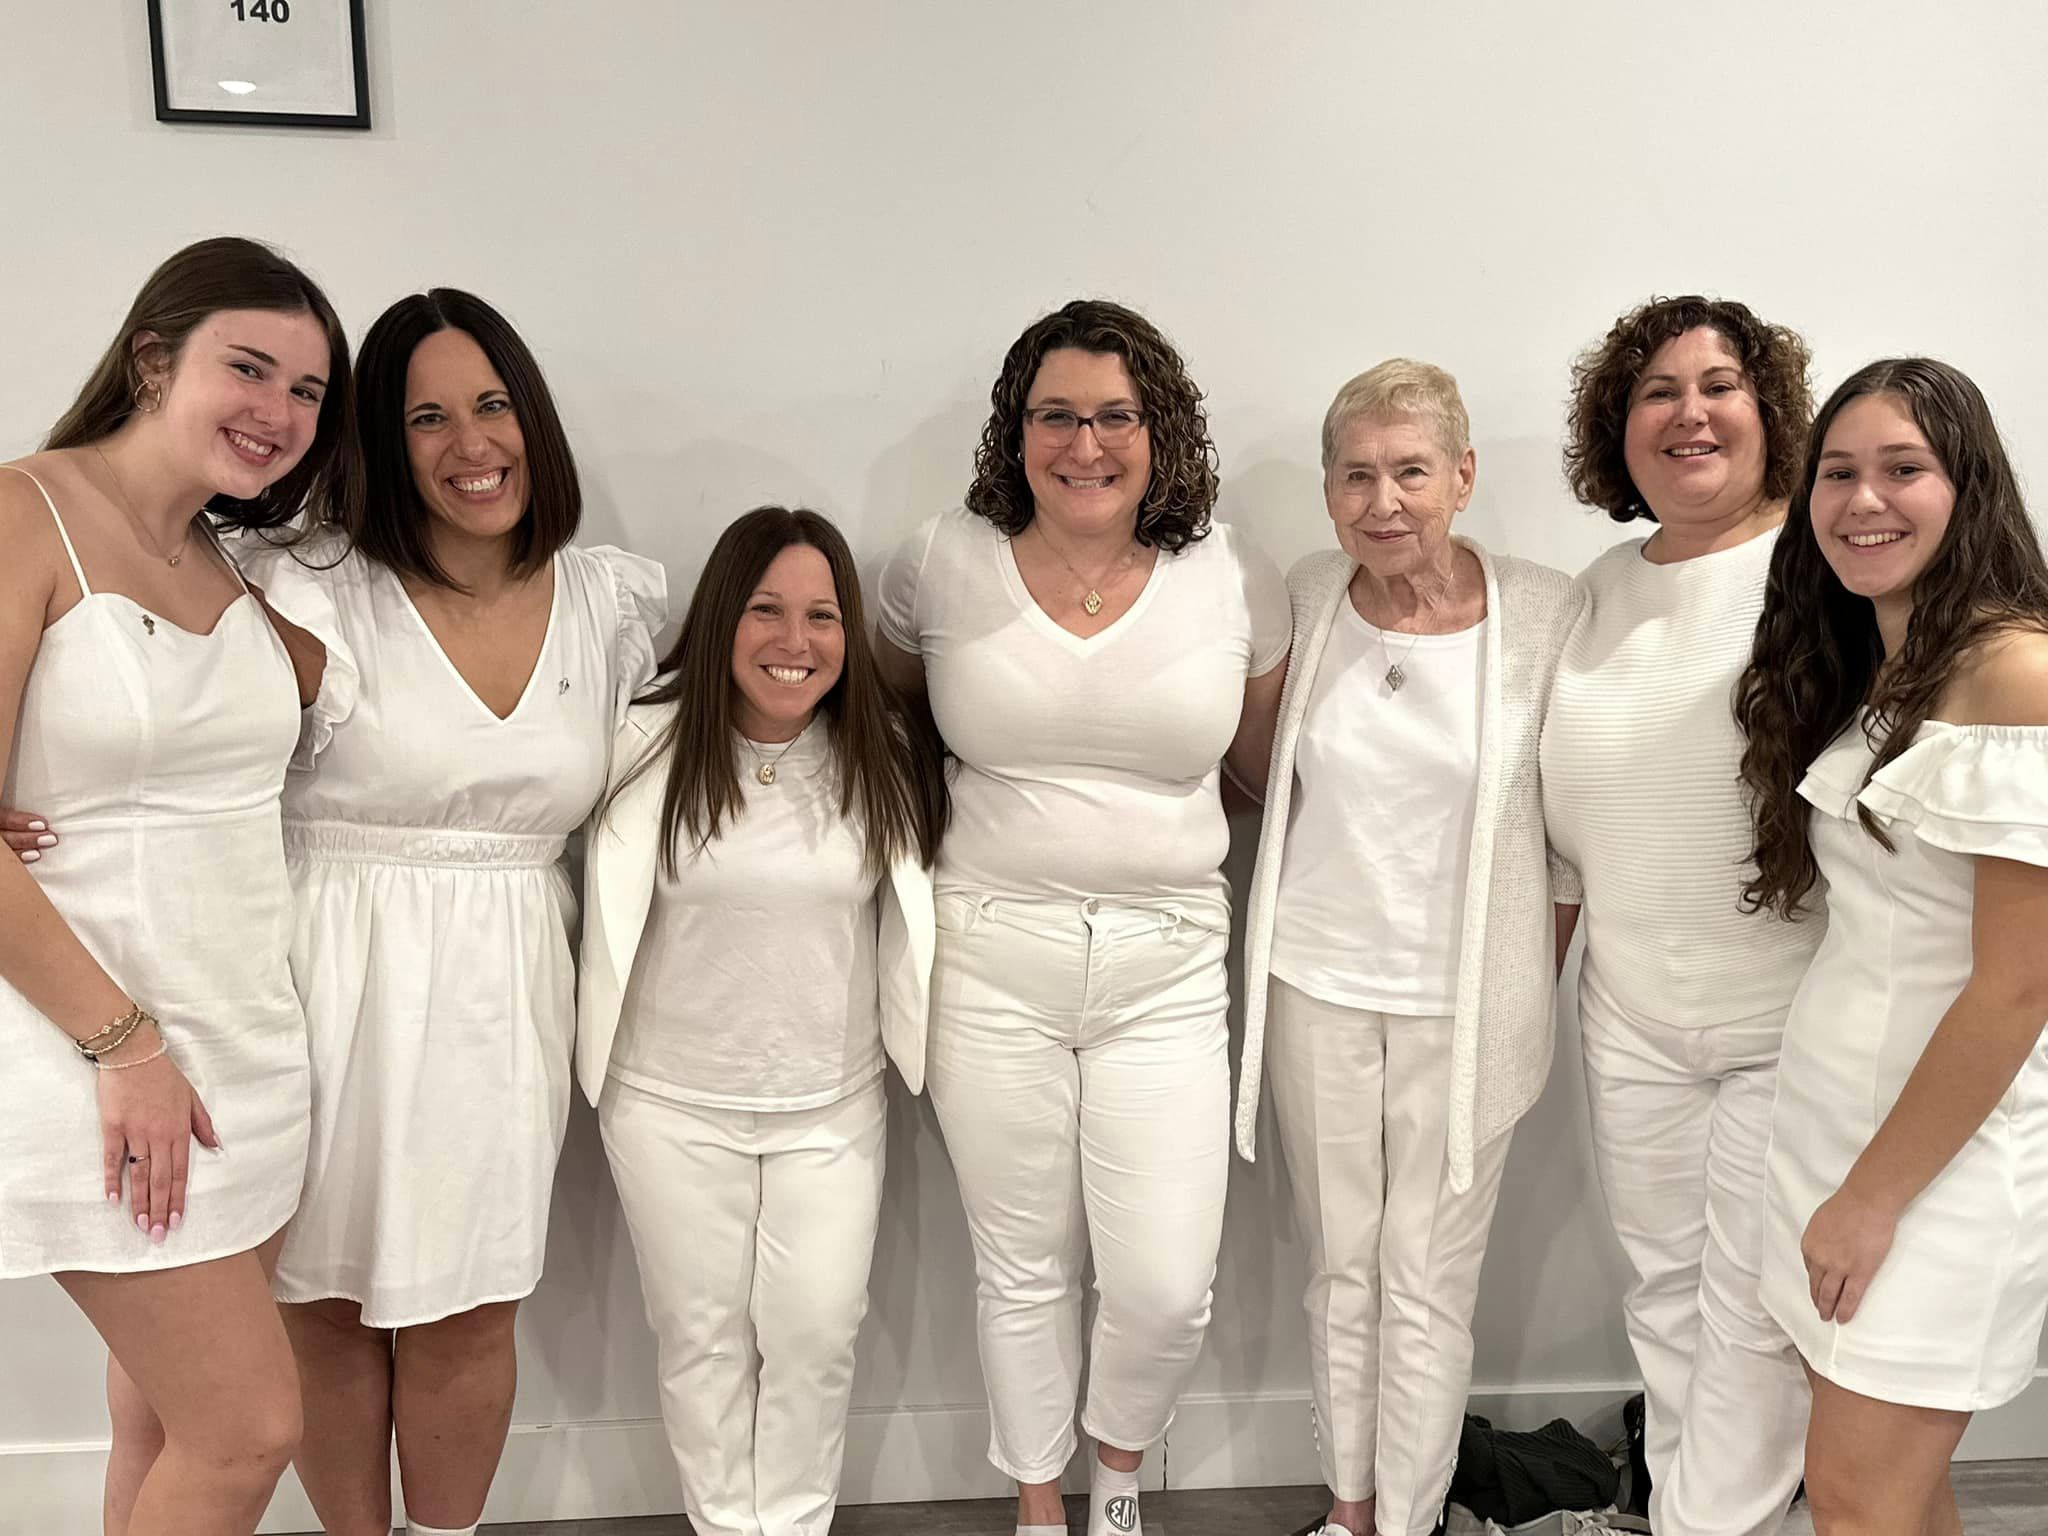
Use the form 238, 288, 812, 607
1374, 624, 1424, 693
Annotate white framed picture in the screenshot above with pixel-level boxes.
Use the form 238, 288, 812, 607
148, 0, 369, 129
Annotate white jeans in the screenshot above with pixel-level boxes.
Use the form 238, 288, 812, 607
926, 892, 1231, 1482
1579, 975, 1809, 1536
598, 1075, 886, 1536
1266, 979, 1513, 1536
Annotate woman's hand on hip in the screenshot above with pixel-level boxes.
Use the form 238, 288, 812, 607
0, 807, 53, 864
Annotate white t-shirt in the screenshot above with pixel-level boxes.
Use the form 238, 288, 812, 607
1541, 527, 1821, 1029
1271, 600, 1485, 1015
877, 507, 1290, 914
610, 722, 884, 1111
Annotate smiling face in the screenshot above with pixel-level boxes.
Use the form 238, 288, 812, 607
402, 327, 528, 545
1325, 411, 1475, 583
1622, 326, 1770, 525
146, 307, 331, 499
1809, 392, 1955, 607
1021, 348, 1153, 539
730, 542, 846, 743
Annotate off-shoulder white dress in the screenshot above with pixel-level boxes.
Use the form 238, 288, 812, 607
242, 531, 665, 1326
1762, 720, 2048, 1409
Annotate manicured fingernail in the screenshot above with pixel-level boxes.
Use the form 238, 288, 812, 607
136, 1214, 149, 1231
21, 850, 38, 864
108, 1190, 121, 1204
35, 834, 55, 848
150, 1224, 167, 1244
169, 1212, 182, 1232
26, 820, 45, 832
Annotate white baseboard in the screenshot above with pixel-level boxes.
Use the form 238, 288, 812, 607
6, 1375, 2042, 1534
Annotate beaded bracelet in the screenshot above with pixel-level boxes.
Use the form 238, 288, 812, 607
76, 1006, 156, 1063
96, 1041, 169, 1072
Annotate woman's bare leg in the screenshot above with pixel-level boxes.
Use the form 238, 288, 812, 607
281, 1298, 396, 1536
1801, 1363, 1968, 1536
390, 1300, 520, 1529
59, 1234, 301, 1536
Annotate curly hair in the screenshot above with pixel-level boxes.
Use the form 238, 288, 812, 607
965, 299, 1218, 552
1564, 295, 1813, 524
1735, 358, 2048, 918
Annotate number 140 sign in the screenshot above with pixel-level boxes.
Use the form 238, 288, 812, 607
148, 0, 370, 129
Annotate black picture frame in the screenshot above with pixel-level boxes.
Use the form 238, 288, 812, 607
147, 0, 370, 129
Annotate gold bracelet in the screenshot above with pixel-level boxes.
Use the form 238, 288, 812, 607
77, 1006, 156, 1063
96, 1040, 168, 1072
76, 1004, 144, 1054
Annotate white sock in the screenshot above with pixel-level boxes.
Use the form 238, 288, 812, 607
1016, 1526, 1069, 1536
405, 1522, 480, 1536
1321, 1523, 1360, 1536
1088, 1457, 1142, 1536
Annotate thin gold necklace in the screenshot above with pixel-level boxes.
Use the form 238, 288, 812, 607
745, 730, 802, 786
94, 445, 194, 568
1032, 523, 1137, 617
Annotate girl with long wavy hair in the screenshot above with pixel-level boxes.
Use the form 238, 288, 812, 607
578, 506, 948, 1536
1735, 358, 2048, 1535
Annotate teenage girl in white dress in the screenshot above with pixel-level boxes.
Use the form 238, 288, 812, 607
1735, 358, 2048, 1536
0, 237, 356, 1536
579, 506, 948, 1536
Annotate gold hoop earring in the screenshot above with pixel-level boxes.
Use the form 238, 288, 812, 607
133, 379, 162, 414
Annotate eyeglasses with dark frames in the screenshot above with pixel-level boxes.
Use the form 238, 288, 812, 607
1022, 406, 1148, 448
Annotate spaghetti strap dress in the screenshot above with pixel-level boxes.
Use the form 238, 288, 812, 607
0, 465, 308, 1277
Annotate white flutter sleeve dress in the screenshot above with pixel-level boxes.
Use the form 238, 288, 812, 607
1761, 719, 2048, 1409
241, 530, 666, 1326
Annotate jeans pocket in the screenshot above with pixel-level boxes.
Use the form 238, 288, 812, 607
932, 891, 987, 936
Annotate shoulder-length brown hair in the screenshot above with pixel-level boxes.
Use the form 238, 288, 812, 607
1565, 294, 1813, 524
610, 507, 949, 879
1736, 357, 2048, 918
45, 235, 361, 531
965, 299, 1218, 553
348, 288, 580, 589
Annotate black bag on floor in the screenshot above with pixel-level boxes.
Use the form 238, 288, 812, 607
1447, 1413, 1623, 1526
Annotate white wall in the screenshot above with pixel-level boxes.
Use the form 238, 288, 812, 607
4, 3, 2047, 1529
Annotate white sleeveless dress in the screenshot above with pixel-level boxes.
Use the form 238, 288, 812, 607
0, 468, 308, 1278
1762, 719, 2048, 1409
239, 529, 665, 1326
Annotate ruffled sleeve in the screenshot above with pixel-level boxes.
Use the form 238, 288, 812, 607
589, 545, 669, 725
228, 527, 360, 773
1858, 723, 2048, 867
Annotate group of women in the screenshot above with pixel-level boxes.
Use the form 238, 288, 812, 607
0, 237, 2042, 1536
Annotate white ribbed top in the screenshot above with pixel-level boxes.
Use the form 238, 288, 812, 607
1540, 527, 1820, 1028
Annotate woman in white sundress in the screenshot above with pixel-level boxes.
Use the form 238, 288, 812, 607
13, 286, 666, 1536
1735, 358, 2048, 1536
0, 236, 357, 1536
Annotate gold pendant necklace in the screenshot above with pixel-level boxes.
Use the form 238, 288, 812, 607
1033, 524, 1135, 618
746, 733, 800, 785
95, 445, 194, 568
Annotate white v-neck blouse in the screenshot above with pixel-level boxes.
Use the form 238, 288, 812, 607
235, 528, 666, 1326
878, 506, 1288, 913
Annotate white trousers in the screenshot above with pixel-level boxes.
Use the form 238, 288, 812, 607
1579, 976, 1809, 1536
1266, 979, 1513, 1536
926, 892, 1231, 1482
598, 1075, 886, 1536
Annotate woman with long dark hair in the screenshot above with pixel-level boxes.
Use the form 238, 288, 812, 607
0, 236, 355, 1535
578, 506, 947, 1536
1736, 359, 2048, 1535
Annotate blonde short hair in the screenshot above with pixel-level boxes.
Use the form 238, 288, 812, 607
1320, 358, 1471, 469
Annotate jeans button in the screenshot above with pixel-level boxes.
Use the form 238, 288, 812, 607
1082, 898, 1099, 916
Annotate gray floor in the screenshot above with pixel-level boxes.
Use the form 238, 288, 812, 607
484, 1460, 2047, 1534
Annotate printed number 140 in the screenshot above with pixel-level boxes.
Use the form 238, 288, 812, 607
230, 0, 291, 20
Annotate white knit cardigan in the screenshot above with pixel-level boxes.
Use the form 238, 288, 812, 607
1235, 540, 1583, 1193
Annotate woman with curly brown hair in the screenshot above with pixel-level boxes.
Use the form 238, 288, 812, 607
877, 299, 1289, 1536
1736, 359, 2048, 1536
1539, 295, 1819, 1536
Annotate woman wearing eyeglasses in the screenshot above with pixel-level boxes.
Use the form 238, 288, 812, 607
877, 299, 1290, 1536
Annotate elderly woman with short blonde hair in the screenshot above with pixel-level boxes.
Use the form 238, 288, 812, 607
1237, 360, 1580, 1536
